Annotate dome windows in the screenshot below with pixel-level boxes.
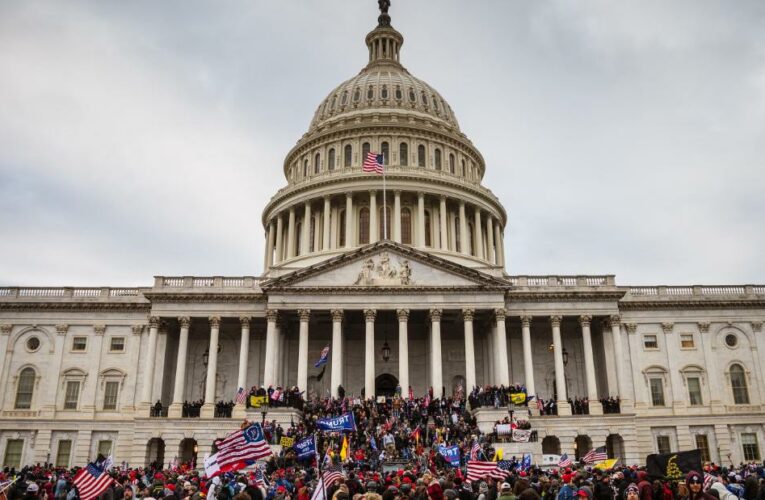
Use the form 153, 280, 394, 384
433, 96, 440, 112
367, 86, 374, 101
434, 148, 442, 170
359, 207, 370, 244
461, 159, 466, 177
331, 94, 337, 110
328, 148, 336, 171
409, 88, 416, 102
449, 153, 455, 174
421, 91, 428, 107
417, 145, 426, 167
401, 208, 412, 244
341, 91, 348, 106
344, 145, 353, 167
362, 142, 371, 161
381, 85, 389, 100
314, 153, 321, 174
353, 87, 361, 103
395, 86, 402, 101
381, 142, 389, 164
399, 143, 408, 166
303, 159, 308, 178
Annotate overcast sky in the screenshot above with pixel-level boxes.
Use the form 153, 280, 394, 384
1, 0, 764, 287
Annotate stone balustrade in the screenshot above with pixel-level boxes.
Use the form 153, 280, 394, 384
627, 285, 765, 297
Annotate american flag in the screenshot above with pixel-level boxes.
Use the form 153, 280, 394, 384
74, 457, 115, 500
311, 466, 344, 500
558, 453, 572, 467
466, 460, 510, 482
235, 387, 247, 405
470, 441, 482, 461
703, 473, 715, 492
582, 446, 607, 464
216, 423, 272, 470
362, 152, 384, 174
253, 464, 268, 489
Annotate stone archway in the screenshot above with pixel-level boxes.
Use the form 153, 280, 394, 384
145, 438, 165, 468
575, 435, 592, 460
179, 438, 197, 467
375, 373, 398, 397
542, 435, 561, 455
606, 434, 624, 459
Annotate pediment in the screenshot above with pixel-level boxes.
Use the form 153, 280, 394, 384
261, 241, 510, 291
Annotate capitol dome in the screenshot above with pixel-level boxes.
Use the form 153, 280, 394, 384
261, 6, 507, 276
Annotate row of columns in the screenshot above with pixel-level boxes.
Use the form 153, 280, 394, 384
264, 192, 506, 271
142, 311, 626, 417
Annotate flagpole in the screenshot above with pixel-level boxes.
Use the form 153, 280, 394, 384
382, 155, 387, 240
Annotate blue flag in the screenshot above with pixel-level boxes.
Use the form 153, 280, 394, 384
437, 445, 461, 467
521, 453, 532, 470
294, 435, 317, 460
316, 412, 356, 432
314, 346, 330, 368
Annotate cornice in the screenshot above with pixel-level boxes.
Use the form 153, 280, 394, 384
506, 291, 626, 302
142, 292, 267, 304
0, 302, 150, 312
266, 285, 508, 295
618, 299, 765, 311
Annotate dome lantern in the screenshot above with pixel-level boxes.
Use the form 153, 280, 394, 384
365, 1, 403, 68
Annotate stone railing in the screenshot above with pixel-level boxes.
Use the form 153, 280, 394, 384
0, 287, 145, 299
507, 275, 616, 287
153, 276, 260, 289
627, 285, 765, 298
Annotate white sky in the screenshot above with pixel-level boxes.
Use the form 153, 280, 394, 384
1, 0, 764, 286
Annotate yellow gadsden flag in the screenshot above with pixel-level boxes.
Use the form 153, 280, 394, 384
340, 435, 349, 461
594, 458, 619, 470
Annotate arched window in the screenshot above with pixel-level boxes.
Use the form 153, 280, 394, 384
730, 364, 749, 404
344, 145, 352, 167
379, 206, 391, 240
15, 367, 35, 409
341, 91, 348, 106
328, 148, 336, 171
358, 208, 370, 244
381, 142, 389, 165
295, 222, 302, 255
408, 88, 416, 102
434, 149, 442, 170
401, 208, 412, 244
381, 85, 388, 99
468, 222, 475, 255
362, 142, 371, 162
399, 143, 408, 166
367, 86, 374, 101
455, 217, 461, 253
395, 86, 402, 101
303, 159, 308, 178
424, 211, 432, 247
449, 153, 455, 174
314, 153, 320, 174
353, 87, 361, 102
309, 217, 316, 252
339, 210, 346, 247
417, 145, 426, 167
461, 159, 466, 177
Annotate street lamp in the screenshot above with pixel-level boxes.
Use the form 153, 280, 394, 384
562, 348, 569, 366
381, 341, 391, 362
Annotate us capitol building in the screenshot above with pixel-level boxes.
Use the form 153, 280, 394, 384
1, 4, 763, 470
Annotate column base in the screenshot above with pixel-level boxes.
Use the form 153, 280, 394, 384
232, 404, 247, 420
557, 401, 572, 416
588, 401, 603, 415
136, 402, 151, 417
200, 403, 215, 419
619, 399, 634, 413
168, 403, 183, 418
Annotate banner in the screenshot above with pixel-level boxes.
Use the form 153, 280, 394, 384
512, 429, 532, 443
646, 449, 703, 479
438, 445, 461, 467
279, 436, 295, 448
316, 412, 356, 432
249, 395, 268, 408
495, 424, 513, 435
294, 435, 316, 460
594, 458, 619, 470
510, 392, 527, 404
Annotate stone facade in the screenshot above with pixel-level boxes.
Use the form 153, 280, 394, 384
1, 6, 764, 469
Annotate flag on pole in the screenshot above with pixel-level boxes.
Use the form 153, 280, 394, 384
340, 435, 349, 461
583, 446, 607, 464
362, 152, 384, 174
466, 461, 511, 481
558, 453, 572, 467
73, 456, 115, 500
213, 423, 272, 474
235, 387, 247, 405
310, 466, 344, 500
314, 346, 330, 368
470, 441, 482, 461
593, 458, 619, 471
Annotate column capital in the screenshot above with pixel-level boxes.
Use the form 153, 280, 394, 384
131, 324, 144, 336
625, 323, 638, 334
520, 315, 533, 328
266, 309, 279, 322
394, 189, 402, 196
298, 309, 311, 322
494, 308, 507, 322
178, 316, 191, 328
148, 316, 161, 328
661, 322, 674, 334
608, 314, 622, 327
55, 324, 69, 336
440, 195, 447, 202
458, 199, 465, 207
550, 315, 562, 328
364, 309, 377, 322
331, 309, 344, 322
429, 308, 443, 322
209, 316, 222, 328
397, 309, 410, 321
239, 316, 251, 327
0, 324, 12, 336
751, 321, 762, 333
346, 192, 353, 199
462, 308, 475, 322
369, 189, 377, 196
579, 315, 592, 328
289, 205, 296, 213
417, 191, 425, 198
697, 322, 710, 333
94, 325, 106, 336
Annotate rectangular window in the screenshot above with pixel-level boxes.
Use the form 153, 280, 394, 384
72, 337, 87, 351
656, 435, 671, 455
97, 440, 113, 457
688, 377, 703, 406
644, 335, 658, 349
64, 381, 80, 410
680, 334, 695, 348
742, 433, 760, 461
109, 337, 125, 352
3, 439, 23, 468
695, 434, 711, 463
103, 381, 119, 410
650, 378, 665, 406
56, 440, 72, 467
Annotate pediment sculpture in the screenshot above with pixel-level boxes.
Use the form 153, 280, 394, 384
354, 252, 412, 286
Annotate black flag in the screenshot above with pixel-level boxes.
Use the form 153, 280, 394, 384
646, 449, 703, 479
316, 365, 327, 381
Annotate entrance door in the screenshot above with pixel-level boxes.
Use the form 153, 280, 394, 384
375, 374, 398, 397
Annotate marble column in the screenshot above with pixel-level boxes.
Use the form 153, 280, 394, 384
345, 193, 353, 248
486, 216, 495, 264
495, 309, 510, 386
169, 316, 190, 417
397, 309, 410, 397
494, 224, 504, 267
301, 202, 312, 255
580, 315, 603, 415
417, 192, 426, 247
430, 309, 443, 398
439, 196, 448, 250
265, 222, 275, 271
521, 315, 536, 398
287, 207, 296, 258
297, 310, 310, 392
393, 191, 402, 243
608, 315, 631, 409
275, 214, 284, 262
473, 208, 483, 258
459, 201, 468, 255
322, 196, 331, 251
141, 316, 160, 404
370, 191, 378, 243
551, 315, 571, 415
364, 309, 376, 399
462, 308, 476, 391
263, 310, 278, 387
237, 316, 250, 394
201, 316, 221, 418
331, 309, 344, 398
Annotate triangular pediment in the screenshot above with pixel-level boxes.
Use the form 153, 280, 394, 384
260, 241, 510, 291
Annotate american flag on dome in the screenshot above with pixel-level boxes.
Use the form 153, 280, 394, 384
558, 453, 572, 467
235, 387, 247, 405
362, 151, 384, 174
466, 460, 510, 482
74, 456, 115, 500
582, 446, 607, 464
215, 423, 272, 471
